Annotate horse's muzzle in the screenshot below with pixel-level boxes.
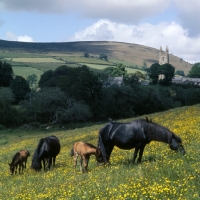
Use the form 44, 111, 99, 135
179, 145, 186, 155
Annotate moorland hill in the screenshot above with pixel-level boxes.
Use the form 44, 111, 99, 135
0, 39, 192, 74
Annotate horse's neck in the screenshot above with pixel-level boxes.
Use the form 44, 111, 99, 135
147, 123, 171, 144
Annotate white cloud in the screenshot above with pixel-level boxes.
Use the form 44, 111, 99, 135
71, 20, 200, 63
0, 0, 171, 23
174, 0, 200, 37
6, 31, 34, 42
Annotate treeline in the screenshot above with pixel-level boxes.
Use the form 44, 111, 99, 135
1, 62, 200, 128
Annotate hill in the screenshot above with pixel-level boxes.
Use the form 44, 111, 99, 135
0, 39, 192, 75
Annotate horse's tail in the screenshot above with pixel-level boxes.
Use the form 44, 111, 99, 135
70, 147, 74, 156
31, 138, 44, 169
97, 129, 107, 163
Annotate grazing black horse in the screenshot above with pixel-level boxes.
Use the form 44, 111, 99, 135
97, 118, 186, 164
31, 135, 61, 171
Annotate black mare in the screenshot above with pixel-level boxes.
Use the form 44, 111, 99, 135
97, 118, 186, 164
31, 135, 61, 171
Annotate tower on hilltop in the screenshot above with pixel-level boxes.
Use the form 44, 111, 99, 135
159, 46, 169, 65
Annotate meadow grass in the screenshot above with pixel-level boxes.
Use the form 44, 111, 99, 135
0, 106, 200, 199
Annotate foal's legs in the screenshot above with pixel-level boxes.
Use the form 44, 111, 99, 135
74, 152, 79, 169
133, 147, 140, 163
83, 155, 90, 173
137, 144, 146, 163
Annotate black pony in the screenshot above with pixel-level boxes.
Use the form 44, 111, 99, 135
97, 118, 186, 164
31, 135, 61, 171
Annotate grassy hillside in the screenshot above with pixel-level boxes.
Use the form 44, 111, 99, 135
0, 40, 192, 79
0, 105, 199, 199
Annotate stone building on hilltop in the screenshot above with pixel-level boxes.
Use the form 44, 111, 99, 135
159, 46, 169, 65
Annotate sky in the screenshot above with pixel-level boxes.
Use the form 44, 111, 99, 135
0, 0, 200, 64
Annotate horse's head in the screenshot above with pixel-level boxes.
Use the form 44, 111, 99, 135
95, 149, 104, 163
169, 137, 186, 155
8, 163, 15, 175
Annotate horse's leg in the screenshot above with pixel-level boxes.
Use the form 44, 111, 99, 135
53, 157, 56, 167
105, 146, 114, 163
74, 153, 78, 170
47, 157, 52, 170
133, 147, 140, 163
24, 159, 27, 168
80, 156, 83, 173
19, 163, 21, 174
43, 159, 46, 171
15, 164, 18, 174
137, 144, 146, 163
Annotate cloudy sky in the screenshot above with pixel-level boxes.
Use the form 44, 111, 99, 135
0, 0, 200, 63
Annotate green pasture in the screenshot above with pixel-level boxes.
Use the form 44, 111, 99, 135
5, 57, 65, 63
0, 105, 199, 199
12, 66, 43, 81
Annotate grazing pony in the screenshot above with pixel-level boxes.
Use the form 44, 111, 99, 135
9, 150, 30, 175
70, 142, 103, 173
31, 135, 60, 171
98, 118, 186, 164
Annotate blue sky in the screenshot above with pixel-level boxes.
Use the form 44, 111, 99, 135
0, 0, 200, 63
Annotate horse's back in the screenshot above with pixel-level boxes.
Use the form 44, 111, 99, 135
100, 121, 146, 149
47, 135, 61, 157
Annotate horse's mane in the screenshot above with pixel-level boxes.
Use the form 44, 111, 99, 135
85, 142, 99, 150
31, 138, 45, 169
140, 118, 177, 144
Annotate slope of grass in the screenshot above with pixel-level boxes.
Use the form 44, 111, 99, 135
0, 105, 200, 199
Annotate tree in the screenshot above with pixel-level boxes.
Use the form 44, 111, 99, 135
10, 76, 31, 103
84, 52, 90, 58
20, 87, 92, 123
111, 63, 127, 77
26, 74, 37, 88
175, 70, 185, 76
38, 70, 55, 87
100, 54, 108, 61
148, 63, 160, 84
0, 61, 14, 87
158, 63, 175, 85
188, 62, 200, 77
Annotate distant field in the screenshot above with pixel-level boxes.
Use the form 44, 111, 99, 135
5, 57, 65, 63
12, 66, 43, 80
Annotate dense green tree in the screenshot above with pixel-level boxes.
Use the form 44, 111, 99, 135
100, 54, 108, 61
84, 52, 90, 57
175, 70, 185, 76
124, 74, 139, 87
188, 62, 200, 77
100, 85, 136, 119
38, 70, 55, 87
0, 87, 22, 127
20, 87, 91, 123
111, 63, 127, 77
148, 63, 160, 84
158, 63, 175, 85
26, 74, 37, 88
0, 61, 14, 87
10, 76, 31, 103
38, 65, 102, 118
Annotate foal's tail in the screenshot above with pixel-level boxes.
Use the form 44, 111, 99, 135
70, 147, 74, 156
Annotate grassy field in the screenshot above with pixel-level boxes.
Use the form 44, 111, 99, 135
0, 105, 200, 199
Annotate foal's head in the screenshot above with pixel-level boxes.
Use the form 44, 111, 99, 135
9, 163, 15, 175
95, 149, 104, 163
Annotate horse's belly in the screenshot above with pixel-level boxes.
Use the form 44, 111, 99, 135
115, 142, 138, 150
